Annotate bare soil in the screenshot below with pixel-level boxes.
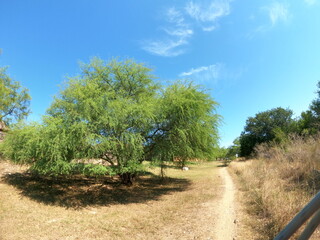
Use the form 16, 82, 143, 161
214, 167, 237, 240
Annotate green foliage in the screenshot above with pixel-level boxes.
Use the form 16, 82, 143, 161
81, 164, 111, 176
310, 81, 320, 117
213, 138, 240, 162
296, 81, 320, 135
0, 67, 31, 125
226, 137, 240, 159
146, 82, 221, 166
0, 122, 40, 164
0, 58, 221, 184
214, 147, 228, 159
46, 58, 157, 180
297, 110, 318, 135
239, 107, 295, 156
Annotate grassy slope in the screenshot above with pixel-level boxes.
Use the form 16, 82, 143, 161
229, 136, 320, 240
0, 161, 221, 240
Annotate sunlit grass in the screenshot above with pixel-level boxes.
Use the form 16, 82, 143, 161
0, 160, 221, 240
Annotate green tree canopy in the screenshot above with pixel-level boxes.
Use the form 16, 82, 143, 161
226, 137, 240, 159
0, 67, 31, 126
310, 81, 320, 117
1, 58, 221, 185
145, 82, 221, 166
297, 81, 320, 135
239, 107, 294, 156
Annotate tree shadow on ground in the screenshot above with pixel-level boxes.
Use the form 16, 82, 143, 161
217, 161, 229, 167
2, 172, 190, 209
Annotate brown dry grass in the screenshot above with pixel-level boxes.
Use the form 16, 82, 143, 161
0, 160, 221, 240
229, 135, 320, 240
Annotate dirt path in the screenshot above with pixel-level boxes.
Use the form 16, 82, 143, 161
214, 166, 236, 240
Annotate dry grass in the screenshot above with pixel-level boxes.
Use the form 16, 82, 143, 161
229, 136, 320, 239
0, 160, 221, 240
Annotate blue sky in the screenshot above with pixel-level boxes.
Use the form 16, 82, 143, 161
1, 0, 320, 147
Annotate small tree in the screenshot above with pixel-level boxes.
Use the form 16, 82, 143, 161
0, 67, 31, 126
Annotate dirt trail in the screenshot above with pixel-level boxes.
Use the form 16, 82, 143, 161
214, 166, 236, 240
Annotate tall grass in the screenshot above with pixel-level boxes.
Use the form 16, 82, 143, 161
229, 135, 320, 239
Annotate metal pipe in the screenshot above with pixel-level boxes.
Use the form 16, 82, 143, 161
274, 191, 320, 240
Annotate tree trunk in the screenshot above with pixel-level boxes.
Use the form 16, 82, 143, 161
119, 172, 135, 186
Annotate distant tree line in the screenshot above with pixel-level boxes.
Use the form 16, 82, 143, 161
227, 81, 320, 157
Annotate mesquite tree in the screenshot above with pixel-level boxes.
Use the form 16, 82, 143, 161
145, 82, 220, 167
0, 58, 221, 185
0, 67, 31, 126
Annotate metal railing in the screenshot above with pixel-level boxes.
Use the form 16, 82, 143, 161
274, 191, 320, 240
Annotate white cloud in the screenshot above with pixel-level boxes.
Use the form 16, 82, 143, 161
180, 64, 246, 89
164, 7, 193, 38
304, 0, 317, 5
185, 0, 231, 31
142, 1, 232, 56
164, 28, 193, 37
166, 7, 185, 26
180, 66, 211, 76
142, 39, 187, 57
266, 2, 289, 25
186, 1, 230, 22
179, 64, 222, 83
248, 2, 290, 38
142, 7, 193, 57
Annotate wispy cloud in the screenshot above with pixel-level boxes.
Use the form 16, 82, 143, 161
142, 1, 232, 57
142, 7, 193, 57
248, 2, 290, 38
142, 39, 188, 57
304, 0, 317, 5
164, 28, 193, 37
185, 1, 231, 31
180, 65, 217, 77
166, 7, 185, 26
180, 63, 246, 89
266, 2, 289, 25
179, 64, 223, 84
